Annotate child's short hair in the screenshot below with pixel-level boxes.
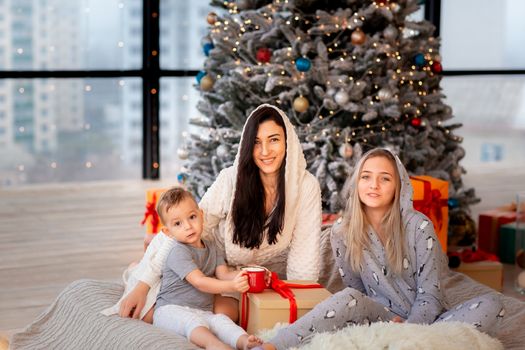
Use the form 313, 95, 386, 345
156, 187, 196, 225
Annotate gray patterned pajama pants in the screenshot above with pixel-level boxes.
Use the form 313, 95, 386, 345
269, 287, 503, 350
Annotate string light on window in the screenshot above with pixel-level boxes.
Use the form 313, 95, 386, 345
85, 85, 92, 92
51, 162, 57, 169
85, 161, 92, 168
117, 41, 124, 48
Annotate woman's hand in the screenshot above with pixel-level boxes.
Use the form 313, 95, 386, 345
264, 269, 272, 287
119, 281, 150, 319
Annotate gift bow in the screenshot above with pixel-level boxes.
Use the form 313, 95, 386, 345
240, 272, 322, 330
140, 192, 160, 233
411, 177, 448, 232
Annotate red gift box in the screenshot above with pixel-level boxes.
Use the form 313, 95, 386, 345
478, 208, 517, 256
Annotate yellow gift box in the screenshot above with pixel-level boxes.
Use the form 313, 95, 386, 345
410, 176, 449, 252
141, 188, 167, 234
240, 280, 331, 334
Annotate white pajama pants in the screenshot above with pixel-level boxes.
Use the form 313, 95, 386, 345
154, 304, 246, 349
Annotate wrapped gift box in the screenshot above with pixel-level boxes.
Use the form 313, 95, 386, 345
241, 281, 331, 334
141, 188, 167, 235
452, 260, 503, 292
410, 175, 449, 252
478, 209, 516, 256
499, 222, 525, 264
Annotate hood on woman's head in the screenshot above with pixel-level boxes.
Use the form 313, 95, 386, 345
341, 147, 415, 216
234, 104, 306, 175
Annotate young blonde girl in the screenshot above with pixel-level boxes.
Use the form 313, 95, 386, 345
256, 148, 504, 350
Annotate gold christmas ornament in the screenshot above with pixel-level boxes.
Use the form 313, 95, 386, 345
200, 75, 214, 91
293, 96, 309, 113
351, 28, 366, 45
207, 12, 217, 25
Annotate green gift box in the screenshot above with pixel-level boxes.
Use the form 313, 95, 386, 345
499, 222, 525, 264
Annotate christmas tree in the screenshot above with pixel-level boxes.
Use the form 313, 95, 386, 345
179, 0, 478, 246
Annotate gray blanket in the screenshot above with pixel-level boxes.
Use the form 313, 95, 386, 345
10, 229, 525, 349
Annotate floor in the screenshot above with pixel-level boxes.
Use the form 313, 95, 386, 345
1, 168, 525, 340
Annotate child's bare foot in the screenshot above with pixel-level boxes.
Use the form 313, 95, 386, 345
246, 335, 263, 349
238, 334, 263, 350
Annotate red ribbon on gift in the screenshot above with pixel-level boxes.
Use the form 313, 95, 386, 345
411, 176, 448, 232
240, 272, 322, 330
140, 192, 160, 233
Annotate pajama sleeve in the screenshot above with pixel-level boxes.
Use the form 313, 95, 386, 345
330, 223, 366, 294
406, 215, 446, 324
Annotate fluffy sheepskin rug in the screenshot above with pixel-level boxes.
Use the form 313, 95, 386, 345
257, 321, 503, 350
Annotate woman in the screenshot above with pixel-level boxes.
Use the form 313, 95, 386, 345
103, 103, 322, 323
255, 148, 504, 350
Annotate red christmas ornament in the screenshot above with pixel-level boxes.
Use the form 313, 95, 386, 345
431, 61, 443, 73
375, 0, 389, 5
256, 47, 272, 63
410, 118, 422, 127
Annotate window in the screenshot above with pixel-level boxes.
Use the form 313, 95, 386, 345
441, 0, 525, 70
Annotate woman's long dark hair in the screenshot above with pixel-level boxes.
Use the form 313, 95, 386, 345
231, 106, 287, 249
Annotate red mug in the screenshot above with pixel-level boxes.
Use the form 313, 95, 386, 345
242, 266, 266, 293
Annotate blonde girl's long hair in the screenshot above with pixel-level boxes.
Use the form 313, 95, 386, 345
343, 149, 405, 274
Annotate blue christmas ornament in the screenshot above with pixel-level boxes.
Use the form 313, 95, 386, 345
177, 172, 189, 184
196, 71, 206, 83
203, 42, 214, 56
295, 57, 311, 72
414, 53, 425, 67
448, 198, 459, 208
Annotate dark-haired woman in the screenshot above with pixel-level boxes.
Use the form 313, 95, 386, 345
105, 104, 322, 323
